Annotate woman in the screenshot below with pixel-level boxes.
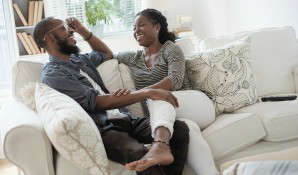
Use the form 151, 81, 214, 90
112, 9, 219, 175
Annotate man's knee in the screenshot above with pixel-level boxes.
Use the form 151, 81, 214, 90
102, 130, 146, 164
171, 120, 190, 145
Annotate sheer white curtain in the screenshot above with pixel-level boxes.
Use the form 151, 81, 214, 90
0, 0, 16, 89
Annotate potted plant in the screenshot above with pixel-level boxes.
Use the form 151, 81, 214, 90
85, 0, 113, 36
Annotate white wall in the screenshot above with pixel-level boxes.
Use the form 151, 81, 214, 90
190, 0, 298, 38
191, 0, 229, 37
93, 0, 298, 52
226, 0, 298, 36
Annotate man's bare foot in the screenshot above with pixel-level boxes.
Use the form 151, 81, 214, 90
125, 142, 174, 172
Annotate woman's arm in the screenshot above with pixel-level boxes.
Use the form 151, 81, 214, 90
113, 51, 137, 65
146, 77, 172, 91
146, 43, 186, 91
95, 88, 179, 110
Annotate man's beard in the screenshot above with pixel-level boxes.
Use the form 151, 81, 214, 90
57, 37, 80, 55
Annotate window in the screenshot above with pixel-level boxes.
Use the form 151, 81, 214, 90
0, 0, 14, 89
46, 0, 141, 36
85, 0, 142, 35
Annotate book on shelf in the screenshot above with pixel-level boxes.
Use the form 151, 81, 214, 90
21, 32, 36, 54
28, 1, 35, 26
17, 33, 32, 55
33, 1, 39, 25
13, 3, 28, 26
37, 1, 43, 24
28, 34, 41, 54
17, 32, 42, 55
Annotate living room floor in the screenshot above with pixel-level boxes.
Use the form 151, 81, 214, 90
0, 90, 15, 175
0, 159, 19, 175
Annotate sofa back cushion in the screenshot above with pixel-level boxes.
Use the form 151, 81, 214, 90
12, 60, 44, 100
96, 60, 144, 116
199, 26, 298, 96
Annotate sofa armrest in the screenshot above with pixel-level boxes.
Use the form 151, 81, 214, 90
294, 66, 298, 93
0, 100, 55, 175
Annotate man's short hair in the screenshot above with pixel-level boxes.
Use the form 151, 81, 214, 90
33, 17, 54, 48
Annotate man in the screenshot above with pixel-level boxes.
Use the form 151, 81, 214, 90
33, 17, 189, 175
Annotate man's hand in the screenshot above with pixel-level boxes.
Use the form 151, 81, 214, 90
112, 89, 131, 96
66, 17, 113, 59
66, 17, 89, 37
147, 89, 179, 108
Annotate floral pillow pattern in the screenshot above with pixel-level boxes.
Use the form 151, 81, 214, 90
186, 38, 258, 115
35, 83, 109, 175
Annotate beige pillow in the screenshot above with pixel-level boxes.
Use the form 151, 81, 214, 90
186, 38, 258, 115
119, 63, 145, 117
97, 59, 145, 117
34, 83, 109, 175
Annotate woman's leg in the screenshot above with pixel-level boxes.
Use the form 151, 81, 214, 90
147, 90, 218, 175
147, 90, 215, 136
147, 99, 176, 137
173, 90, 218, 175
178, 118, 219, 175
173, 90, 215, 129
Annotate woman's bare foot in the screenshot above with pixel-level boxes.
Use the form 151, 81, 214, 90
125, 142, 174, 172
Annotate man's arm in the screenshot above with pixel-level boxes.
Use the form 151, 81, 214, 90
95, 88, 179, 111
66, 17, 113, 59
42, 64, 178, 113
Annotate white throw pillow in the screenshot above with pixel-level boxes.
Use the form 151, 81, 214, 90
34, 83, 109, 175
186, 38, 258, 114
199, 26, 298, 96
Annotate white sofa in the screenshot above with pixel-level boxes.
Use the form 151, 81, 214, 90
1, 26, 298, 175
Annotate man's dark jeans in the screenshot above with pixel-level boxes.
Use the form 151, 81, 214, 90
100, 116, 190, 175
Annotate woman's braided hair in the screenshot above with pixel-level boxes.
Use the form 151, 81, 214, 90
136, 8, 176, 44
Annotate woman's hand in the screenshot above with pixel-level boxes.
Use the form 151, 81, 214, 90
112, 89, 131, 96
147, 89, 179, 108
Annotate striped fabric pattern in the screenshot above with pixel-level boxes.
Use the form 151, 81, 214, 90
114, 41, 191, 91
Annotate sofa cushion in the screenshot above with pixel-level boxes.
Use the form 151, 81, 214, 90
186, 38, 258, 115
220, 147, 298, 172
96, 59, 123, 92
97, 60, 144, 117
55, 152, 197, 175
56, 154, 135, 175
223, 161, 298, 175
199, 26, 298, 97
35, 83, 109, 175
118, 63, 145, 117
12, 60, 44, 101
202, 113, 266, 160
236, 98, 298, 142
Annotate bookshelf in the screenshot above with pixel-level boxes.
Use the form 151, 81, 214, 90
11, 0, 47, 58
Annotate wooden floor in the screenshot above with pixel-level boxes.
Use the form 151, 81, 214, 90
0, 159, 19, 175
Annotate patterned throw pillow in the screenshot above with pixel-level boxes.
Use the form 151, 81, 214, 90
34, 83, 109, 175
186, 38, 258, 115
